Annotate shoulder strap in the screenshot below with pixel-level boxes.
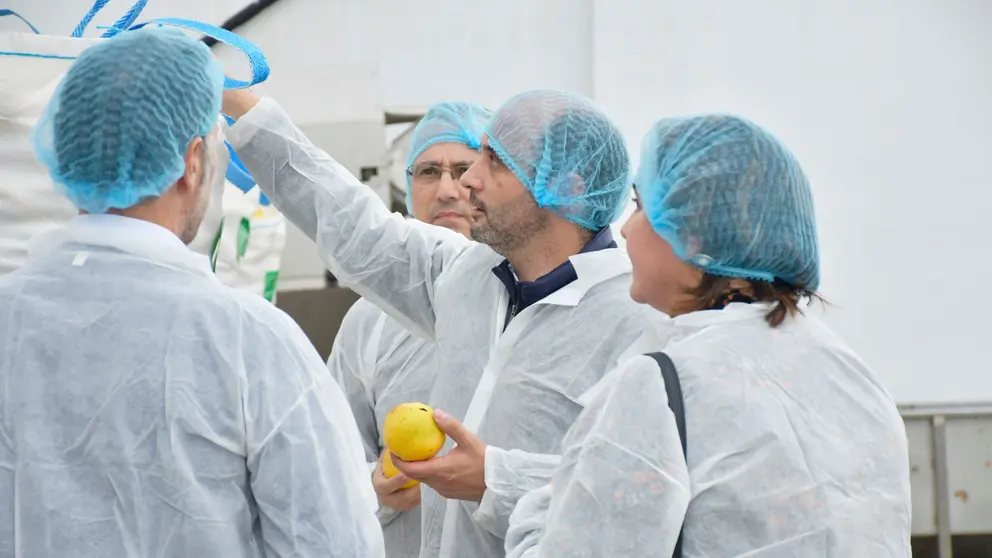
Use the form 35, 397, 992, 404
646, 351, 686, 558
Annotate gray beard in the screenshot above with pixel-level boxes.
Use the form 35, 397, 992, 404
470, 194, 550, 256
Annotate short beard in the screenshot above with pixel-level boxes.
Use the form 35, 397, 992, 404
179, 150, 213, 245
470, 191, 550, 256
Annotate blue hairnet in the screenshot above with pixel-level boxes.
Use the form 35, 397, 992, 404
485, 90, 631, 231
32, 27, 224, 214
405, 101, 492, 213
636, 115, 820, 289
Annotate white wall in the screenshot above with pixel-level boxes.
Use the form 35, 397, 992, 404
594, 0, 992, 403
2, 0, 245, 36
8, 0, 990, 403
375, 0, 593, 110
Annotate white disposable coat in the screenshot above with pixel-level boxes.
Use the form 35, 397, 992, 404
328, 297, 438, 557
0, 214, 385, 558
506, 302, 913, 557
228, 97, 658, 557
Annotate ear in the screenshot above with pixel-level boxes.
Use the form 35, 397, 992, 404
179, 137, 206, 196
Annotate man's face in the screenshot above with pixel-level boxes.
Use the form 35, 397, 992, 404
408, 143, 479, 238
460, 135, 549, 255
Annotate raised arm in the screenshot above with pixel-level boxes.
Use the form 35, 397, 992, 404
224, 91, 471, 339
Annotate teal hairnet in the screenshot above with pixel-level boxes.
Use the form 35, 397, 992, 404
485, 90, 631, 231
637, 115, 820, 289
32, 26, 224, 214
405, 101, 492, 213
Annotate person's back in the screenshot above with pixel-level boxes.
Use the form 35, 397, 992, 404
666, 305, 909, 554
0, 218, 382, 556
0, 27, 384, 557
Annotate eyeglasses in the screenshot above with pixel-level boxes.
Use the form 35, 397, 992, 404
406, 162, 472, 185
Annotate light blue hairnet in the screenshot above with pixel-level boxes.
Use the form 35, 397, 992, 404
405, 101, 491, 213
485, 90, 631, 231
32, 27, 224, 214
637, 115, 820, 289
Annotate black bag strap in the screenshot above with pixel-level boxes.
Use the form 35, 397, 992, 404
646, 352, 686, 558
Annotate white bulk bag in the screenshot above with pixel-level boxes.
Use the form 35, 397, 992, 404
191, 183, 287, 303
0, 4, 269, 276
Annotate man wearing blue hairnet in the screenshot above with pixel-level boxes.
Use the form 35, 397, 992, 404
223, 85, 657, 557
0, 27, 384, 557
327, 101, 492, 557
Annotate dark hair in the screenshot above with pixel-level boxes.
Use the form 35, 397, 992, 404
682, 274, 824, 327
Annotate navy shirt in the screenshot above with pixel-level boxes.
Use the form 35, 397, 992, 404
491, 227, 618, 330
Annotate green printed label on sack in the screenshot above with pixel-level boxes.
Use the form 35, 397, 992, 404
237, 217, 251, 261
263, 270, 280, 303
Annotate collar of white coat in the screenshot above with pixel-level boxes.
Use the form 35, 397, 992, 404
28, 214, 217, 279
533, 247, 632, 308
577, 302, 774, 407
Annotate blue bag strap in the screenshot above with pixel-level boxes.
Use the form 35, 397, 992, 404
225, 142, 256, 191
100, 0, 148, 38
128, 18, 269, 89
72, 0, 148, 38
72, 0, 110, 37
221, 115, 268, 205
0, 9, 41, 34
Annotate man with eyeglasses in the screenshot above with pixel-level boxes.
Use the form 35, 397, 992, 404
223, 87, 657, 558
326, 101, 491, 557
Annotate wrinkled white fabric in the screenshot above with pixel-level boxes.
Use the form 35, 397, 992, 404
0, 214, 385, 558
506, 302, 913, 557
328, 297, 438, 557
228, 97, 657, 558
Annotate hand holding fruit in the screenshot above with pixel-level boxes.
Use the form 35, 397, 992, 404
390, 406, 488, 503
373, 402, 449, 511
372, 452, 421, 512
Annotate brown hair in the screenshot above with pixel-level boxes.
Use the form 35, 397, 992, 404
680, 274, 824, 327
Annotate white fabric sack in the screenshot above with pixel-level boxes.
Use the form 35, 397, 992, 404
0, 31, 103, 276
190, 183, 287, 302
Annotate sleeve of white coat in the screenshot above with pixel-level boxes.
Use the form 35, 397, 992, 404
244, 302, 385, 558
326, 299, 387, 463
473, 448, 561, 537
326, 300, 405, 527
504, 356, 691, 558
226, 97, 471, 340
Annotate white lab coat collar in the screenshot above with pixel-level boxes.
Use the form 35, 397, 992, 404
630, 302, 772, 351
578, 302, 774, 407
28, 214, 217, 279
537, 247, 633, 308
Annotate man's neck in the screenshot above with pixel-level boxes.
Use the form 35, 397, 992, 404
504, 222, 588, 282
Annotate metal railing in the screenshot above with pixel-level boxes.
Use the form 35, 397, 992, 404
899, 402, 992, 558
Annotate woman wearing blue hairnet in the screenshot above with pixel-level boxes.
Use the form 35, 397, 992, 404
504, 115, 913, 557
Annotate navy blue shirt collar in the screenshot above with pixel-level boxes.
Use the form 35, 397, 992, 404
492, 227, 618, 329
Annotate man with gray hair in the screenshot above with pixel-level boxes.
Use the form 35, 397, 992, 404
0, 27, 383, 557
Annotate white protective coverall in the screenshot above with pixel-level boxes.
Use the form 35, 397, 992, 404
227, 97, 658, 557
505, 302, 913, 557
0, 214, 385, 558
328, 297, 437, 557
